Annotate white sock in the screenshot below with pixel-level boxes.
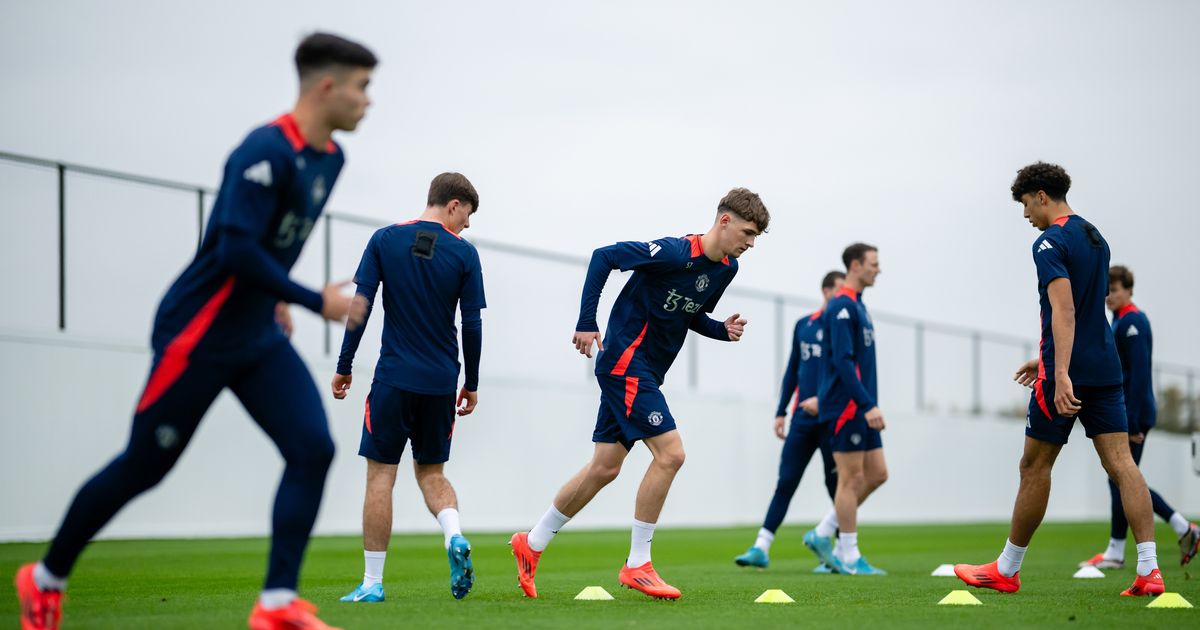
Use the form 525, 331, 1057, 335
33, 562, 66, 592
627, 519, 656, 568
1104, 537, 1125, 561
1169, 512, 1190, 537
363, 550, 386, 588
997, 539, 1027, 577
1135, 541, 1158, 576
837, 532, 860, 565
259, 588, 297, 610
753, 527, 775, 553
436, 508, 462, 549
528, 505, 571, 552
815, 509, 839, 538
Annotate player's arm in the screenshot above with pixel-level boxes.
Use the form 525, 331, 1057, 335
775, 325, 801, 417
1047, 277, 1081, 417
574, 239, 675, 356
213, 145, 347, 320
332, 234, 383, 399
687, 275, 745, 341
1119, 318, 1152, 435
829, 305, 877, 414
456, 248, 487, 416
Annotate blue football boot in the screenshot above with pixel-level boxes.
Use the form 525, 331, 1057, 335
734, 546, 769, 568
803, 529, 837, 569
812, 563, 834, 573
836, 556, 888, 576
448, 534, 475, 599
340, 581, 385, 603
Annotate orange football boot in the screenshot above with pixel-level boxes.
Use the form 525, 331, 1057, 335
954, 561, 1020, 594
15, 563, 62, 630
510, 532, 542, 598
248, 598, 340, 630
1120, 569, 1165, 597
618, 561, 681, 600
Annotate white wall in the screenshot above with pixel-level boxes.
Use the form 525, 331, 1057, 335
1, 330, 1195, 542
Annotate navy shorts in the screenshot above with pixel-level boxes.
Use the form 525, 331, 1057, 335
1026, 380, 1127, 445
358, 382, 456, 465
592, 374, 677, 450
829, 406, 882, 453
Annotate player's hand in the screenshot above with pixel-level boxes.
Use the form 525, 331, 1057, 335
456, 387, 477, 416
347, 294, 370, 330
1053, 374, 1082, 417
573, 331, 604, 358
331, 373, 352, 400
1013, 358, 1039, 388
321, 280, 354, 322
725, 313, 747, 341
1129, 432, 1145, 445
774, 415, 786, 440
799, 396, 819, 416
275, 302, 294, 337
865, 406, 886, 431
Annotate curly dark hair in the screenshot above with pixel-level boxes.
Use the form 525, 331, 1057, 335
1011, 161, 1071, 202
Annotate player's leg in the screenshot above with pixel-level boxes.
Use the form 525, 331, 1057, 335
618, 428, 684, 599
18, 355, 225, 629
804, 423, 841, 571
737, 420, 820, 568
1136, 432, 1198, 565
512, 441, 630, 598
406, 390, 472, 599
231, 342, 336, 618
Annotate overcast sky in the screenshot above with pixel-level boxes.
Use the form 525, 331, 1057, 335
2, 0, 1197, 369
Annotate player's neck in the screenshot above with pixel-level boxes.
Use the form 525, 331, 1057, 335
844, 278, 866, 294
418, 207, 451, 227
1047, 203, 1074, 224
288, 105, 335, 151
699, 231, 725, 262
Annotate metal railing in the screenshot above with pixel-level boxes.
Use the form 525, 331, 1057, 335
1, 149, 1196, 431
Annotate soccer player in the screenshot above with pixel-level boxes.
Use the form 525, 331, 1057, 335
955, 162, 1165, 597
1077, 265, 1199, 569
734, 271, 844, 571
14, 33, 376, 630
509, 188, 770, 600
805, 243, 889, 576
332, 173, 485, 603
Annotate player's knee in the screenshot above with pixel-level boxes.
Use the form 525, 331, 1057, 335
589, 461, 623, 484
289, 433, 335, 471
867, 468, 888, 490
1017, 453, 1051, 480
655, 448, 685, 472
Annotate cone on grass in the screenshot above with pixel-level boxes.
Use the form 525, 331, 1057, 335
754, 589, 794, 603
937, 590, 982, 606
931, 564, 956, 577
1072, 565, 1104, 578
575, 586, 614, 600
1146, 593, 1192, 609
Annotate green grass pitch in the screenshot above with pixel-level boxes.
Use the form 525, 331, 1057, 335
2, 522, 1196, 628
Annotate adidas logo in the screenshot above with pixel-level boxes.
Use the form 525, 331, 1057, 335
647, 242, 661, 257
1126, 325, 1139, 337
1036, 239, 1054, 253
836, 308, 850, 320
243, 160, 272, 187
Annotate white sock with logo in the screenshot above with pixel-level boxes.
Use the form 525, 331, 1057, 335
754, 528, 775, 553
815, 509, 839, 538
436, 508, 461, 549
837, 532, 861, 566
1136, 541, 1158, 576
997, 539, 1027, 577
1104, 537, 1125, 561
1169, 512, 1190, 537
528, 505, 571, 552
627, 519, 656, 568
363, 550, 386, 588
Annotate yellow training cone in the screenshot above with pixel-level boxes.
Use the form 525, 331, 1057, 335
575, 586, 614, 600
938, 590, 983, 606
1146, 593, 1193, 609
755, 589, 795, 603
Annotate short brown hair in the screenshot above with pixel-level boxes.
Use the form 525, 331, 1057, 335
821, 270, 845, 290
718, 187, 770, 233
842, 243, 877, 270
427, 173, 479, 212
1110, 265, 1134, 290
